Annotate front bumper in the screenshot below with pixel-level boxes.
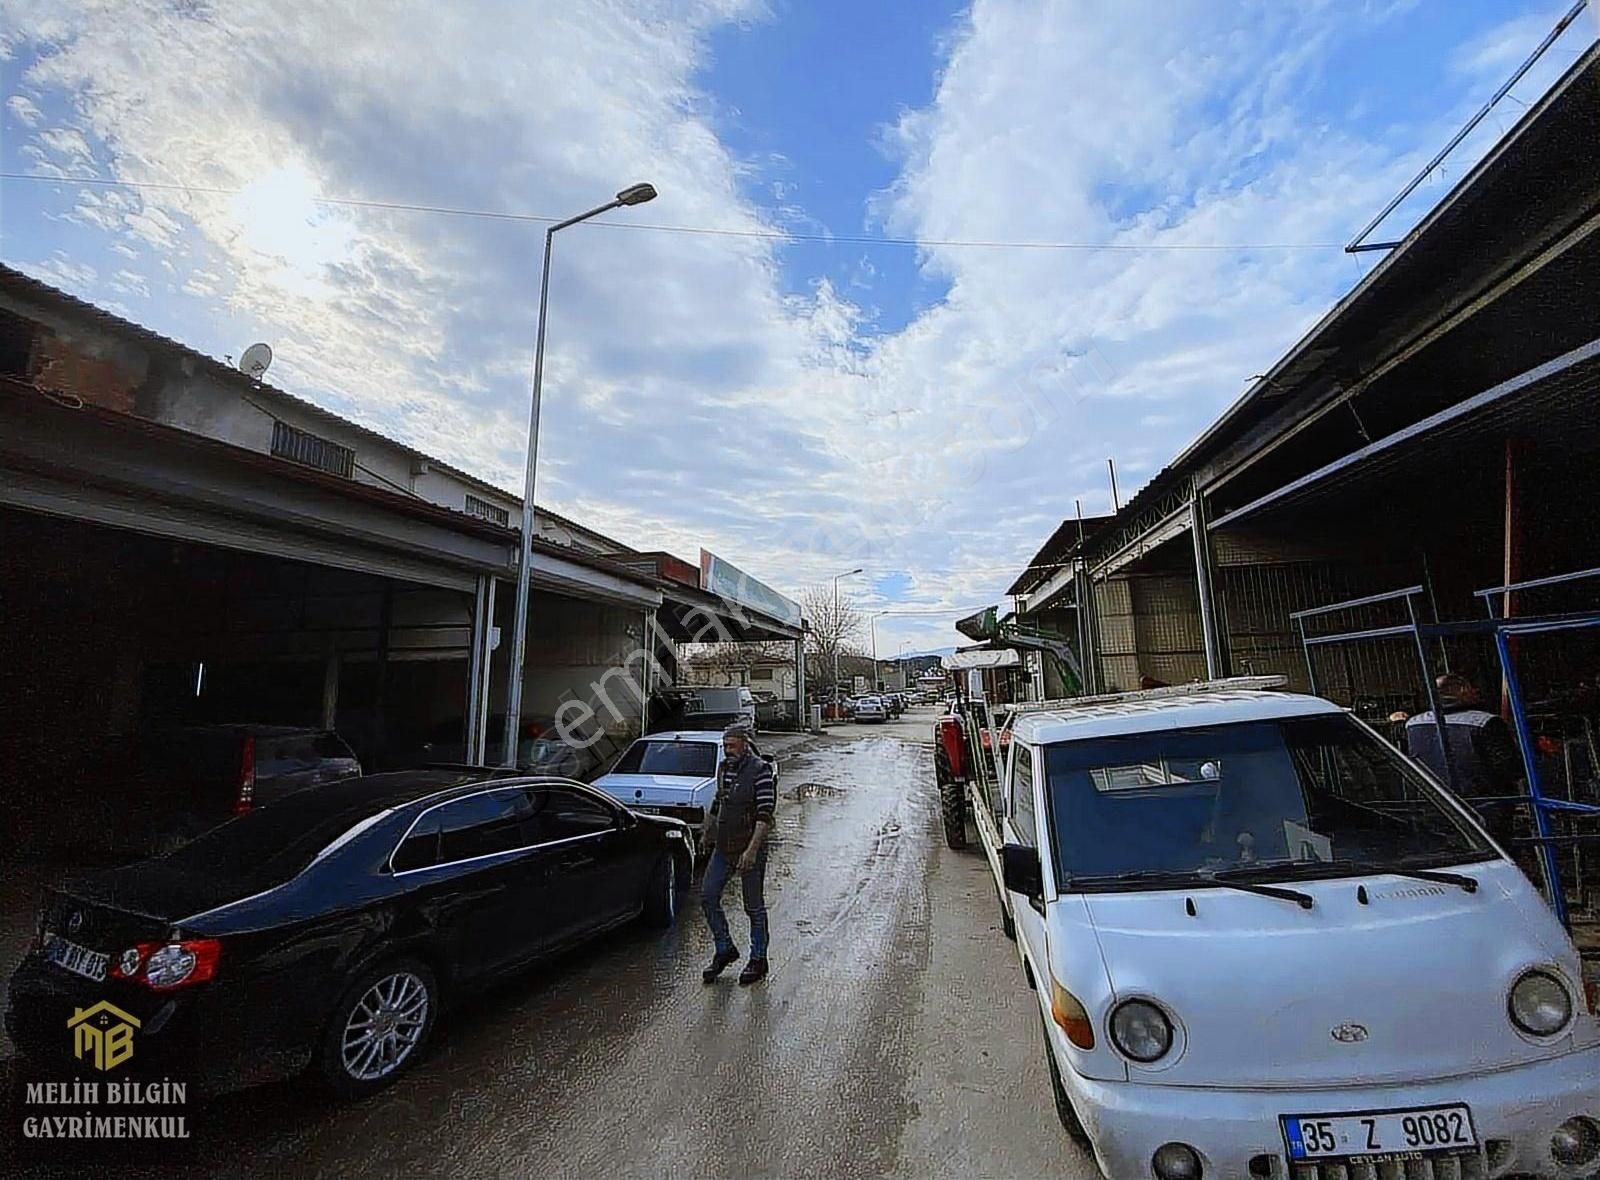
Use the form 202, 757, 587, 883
1064, 1044, 1600, 1180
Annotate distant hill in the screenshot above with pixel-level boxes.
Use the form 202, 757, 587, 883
898, 646, 956, 660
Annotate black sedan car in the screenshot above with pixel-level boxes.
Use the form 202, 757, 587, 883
5, 771, 691, 1098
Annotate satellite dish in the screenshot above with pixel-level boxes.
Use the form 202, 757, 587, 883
239, 342, 273, 381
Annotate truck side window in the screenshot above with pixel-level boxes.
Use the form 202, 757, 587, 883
1011, 745, 1037, 847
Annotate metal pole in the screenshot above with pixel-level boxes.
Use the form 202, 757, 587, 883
1345, 0, 1590, 253
503, 226, 557, 766
833, 574, 841, 699
1420, 548, 1450, 673
1296, 616, 1319, 696
871, 613, 879, 690
1407, 594, 1457, 796
473, 577, 496, 763
1189, 486, 1221, 680
1107, 458, 1121, 513
1495, 626, 1566, 925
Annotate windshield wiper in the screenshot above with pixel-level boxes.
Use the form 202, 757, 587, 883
1070, 868, 1314, 909
1331, 860, 1478, 894
1202, 867, 1315, 909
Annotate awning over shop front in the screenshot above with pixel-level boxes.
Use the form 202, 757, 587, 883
955, 605, 1001, 642
942, 648, 1023, 671
654, 582, 803, 644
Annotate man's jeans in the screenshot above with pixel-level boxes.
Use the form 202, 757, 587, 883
701, 845, 769, 959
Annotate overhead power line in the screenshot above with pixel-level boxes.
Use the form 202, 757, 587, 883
0, 170, 1345, 253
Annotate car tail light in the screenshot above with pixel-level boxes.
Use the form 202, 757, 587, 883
1051, 975, 1095, 1049
233, 736, 256, 816
111, 939, 221, 990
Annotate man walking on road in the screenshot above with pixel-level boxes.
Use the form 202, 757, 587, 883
701, 725, 775, 986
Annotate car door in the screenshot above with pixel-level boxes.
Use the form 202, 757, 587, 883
391, 787, 553, 981
1004, 742, 1050, 977
533, 782, 648, 944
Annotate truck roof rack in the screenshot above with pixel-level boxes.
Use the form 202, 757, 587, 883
999, 675, 1289, 718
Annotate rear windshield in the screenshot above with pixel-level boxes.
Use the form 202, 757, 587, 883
155, 773, 466, 893
136, 731, 244, 782
611, 740, 719, 778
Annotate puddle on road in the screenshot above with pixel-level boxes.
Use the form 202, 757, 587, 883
787, 781, 844, 801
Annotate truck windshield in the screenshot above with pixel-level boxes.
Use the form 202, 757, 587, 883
1043, 713, 1495, 890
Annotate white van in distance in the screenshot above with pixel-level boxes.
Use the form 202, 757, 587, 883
997, 687, 1600, 1180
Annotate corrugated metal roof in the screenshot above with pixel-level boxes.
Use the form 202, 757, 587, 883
1210, 335, 1600, 529
1102, 41, 1600, 541
1007, 513, 1115, 596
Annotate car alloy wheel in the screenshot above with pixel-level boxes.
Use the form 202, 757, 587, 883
341, 969, 430, 1082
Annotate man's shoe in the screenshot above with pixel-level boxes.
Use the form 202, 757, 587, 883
702, 948, 740, 983
738, 958, 769, 986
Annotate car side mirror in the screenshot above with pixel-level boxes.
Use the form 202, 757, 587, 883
1001, 842, 1044, 900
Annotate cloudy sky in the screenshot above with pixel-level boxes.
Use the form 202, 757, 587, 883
2, 0, 1594, 653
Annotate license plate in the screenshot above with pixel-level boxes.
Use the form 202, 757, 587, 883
44, 933, 109, 982
1284, 1106, 1477, 1161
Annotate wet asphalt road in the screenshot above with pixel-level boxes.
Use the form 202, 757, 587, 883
10, 712, 1099, 1178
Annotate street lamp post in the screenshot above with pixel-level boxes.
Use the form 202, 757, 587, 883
832, 567, 863, 701
501, 182, 658, 766
870, 610, 892, 692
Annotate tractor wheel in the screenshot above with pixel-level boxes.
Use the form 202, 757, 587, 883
936, 744, 969, 850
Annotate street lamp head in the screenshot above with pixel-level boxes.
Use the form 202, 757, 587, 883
846, 567, 864, 576
616, 182, 657, 206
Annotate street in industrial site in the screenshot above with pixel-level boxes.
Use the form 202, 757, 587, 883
5, 4, 1600, 1180
5, 716, 1091, 1180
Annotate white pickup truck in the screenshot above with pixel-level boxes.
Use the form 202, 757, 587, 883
967, 679, 1600, 1180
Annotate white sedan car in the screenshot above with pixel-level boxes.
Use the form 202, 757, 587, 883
853, 696, 888, 723
591, 730, 778, 839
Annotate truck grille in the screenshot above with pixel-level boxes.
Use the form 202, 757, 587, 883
1287, 1154, 1490, 1180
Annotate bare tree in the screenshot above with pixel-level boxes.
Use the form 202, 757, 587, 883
800, 583, 865, 692
681, 640, 792, 683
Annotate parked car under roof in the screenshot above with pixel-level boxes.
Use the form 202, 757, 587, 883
6, 769, 692, 1098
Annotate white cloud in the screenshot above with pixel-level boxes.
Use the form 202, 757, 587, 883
6, 93, 43, 125
0, 0, 1563, 653
109, 267, 149, 297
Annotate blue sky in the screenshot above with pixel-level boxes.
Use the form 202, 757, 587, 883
1, 1, 1595, 655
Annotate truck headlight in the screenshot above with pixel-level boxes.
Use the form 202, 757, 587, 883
1110, 999, 1174, 1063
1509, 970, 1571, 1037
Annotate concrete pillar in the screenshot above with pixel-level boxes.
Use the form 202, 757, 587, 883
464, 576, 487, 760
470, 577, 498, 764
107, 642, 143, 735
640, 607, 652, 736
795, 635, 806, 729
1073, 561, 1100, 695
321, 647, 340, 730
